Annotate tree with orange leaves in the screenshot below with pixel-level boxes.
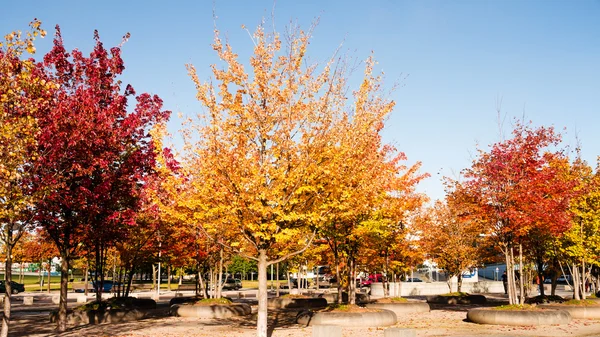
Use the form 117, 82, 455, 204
315, 75, 428, 302
415, 182, 482, 293
182, 19, 427, 335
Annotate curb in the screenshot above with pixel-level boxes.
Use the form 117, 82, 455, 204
297, 309, 397, 327
467, 308, 571, 326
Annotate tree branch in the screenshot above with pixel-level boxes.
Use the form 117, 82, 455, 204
268, 230, 317, 266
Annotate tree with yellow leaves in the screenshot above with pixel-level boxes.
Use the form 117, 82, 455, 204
560, 157, 600, 300
0, 19, 52, 337
184, 18, 427, 334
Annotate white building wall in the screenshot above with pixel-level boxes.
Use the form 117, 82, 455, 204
372, 280, 505, 297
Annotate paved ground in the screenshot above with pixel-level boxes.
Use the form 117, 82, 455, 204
4, 291, 600, 337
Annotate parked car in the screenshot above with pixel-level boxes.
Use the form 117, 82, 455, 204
357, 273, 386, 287
404, 277, 423, 282
73, 282, 94, 293
543, 275, 572, 285
0, 281, 25, 294
234, 279, 242, 289
91, 280, 121, 293
291, 278, 310, 288
222, 278, 242, 290
316, 275, 337, 288
357, 277, 372, 287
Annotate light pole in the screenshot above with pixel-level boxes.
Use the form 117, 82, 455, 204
270, 264, 274, 291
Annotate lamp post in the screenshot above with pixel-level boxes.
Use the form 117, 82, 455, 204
270, 264, 274, 291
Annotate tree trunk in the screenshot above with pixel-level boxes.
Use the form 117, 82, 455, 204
537, 259, 545, 297
504, 246, 515, 305
573, 263, 581, 300
257, 249, 268, 337
335, 256, 342, 304
348, 257, 356, 305
126, 265, 136, 297
197, 270, 204, 298
84, 265, 89, 296
56, 252, 69, 332
167, 265, 171, 291
115, 266, 122, 297
209, 268, 214, 298
316, 265, 319, 290
1, 245, 14, 337
152, 264, 156, 293
276, 263, 280, 297
47, 261, 51, 293
298, 264, 302, 291
509, 247, 517, 304
384, 252, 389, 297
200, 270, 209, 298
94, 242, 101, 302
217, 247, 224, 298
581, 259, 586, 300
38, 265, 42, 292
457, 274, 463, 293
519, 244, 525, 305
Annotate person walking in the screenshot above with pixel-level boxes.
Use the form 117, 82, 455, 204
502, 271, 508, 295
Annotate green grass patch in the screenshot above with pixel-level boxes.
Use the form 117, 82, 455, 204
493, 304, 539, 311
325, 304, 352, 311
564, 299, 599, 306
322, 303, 381, 313
195, 297, 233, 305
75, 299, 126, 311
377, 297, 408, 303
441, 292, 468, 297
3, 274, 62, 285
388, 297, 408, 303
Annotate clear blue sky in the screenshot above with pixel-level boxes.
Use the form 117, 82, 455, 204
2, 0, 599, 201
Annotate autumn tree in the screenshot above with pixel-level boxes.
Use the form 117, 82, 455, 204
315, 67, 428, 303
181, 18, 426, 335
415, 183, 482, 293
33, 27, 169, 331
463, 121, 574, 304
142, 124, 214, 296
0, 19, 52, 337
561, 157, 600, 300
20, 229, 58, 291
11, 231, 33, 283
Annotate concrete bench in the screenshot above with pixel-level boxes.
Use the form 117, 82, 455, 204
131, 284, 154, 292
175, 284, 197, 291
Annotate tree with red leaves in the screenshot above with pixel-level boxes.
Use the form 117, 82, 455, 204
463, 121, 575, 304
33, 27, 169, 331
